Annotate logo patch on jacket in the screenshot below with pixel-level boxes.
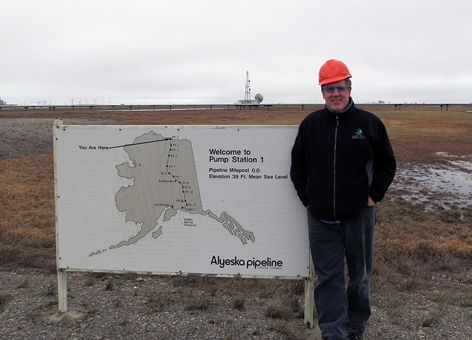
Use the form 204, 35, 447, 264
352, 128, 366, 140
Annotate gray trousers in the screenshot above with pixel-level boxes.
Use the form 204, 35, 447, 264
307, 207, 375, 340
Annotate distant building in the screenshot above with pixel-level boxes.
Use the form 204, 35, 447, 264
0, 97, 6, 105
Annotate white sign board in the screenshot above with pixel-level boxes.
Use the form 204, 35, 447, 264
55, 125, 309, 278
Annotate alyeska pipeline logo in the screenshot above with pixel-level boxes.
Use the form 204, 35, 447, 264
352, 128, 366, 140
210, 255, 283, 269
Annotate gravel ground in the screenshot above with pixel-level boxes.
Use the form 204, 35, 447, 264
0, 118, 118, 160
0, 118, 54, 159
1, 118, 471, 339
1, 264, 471, 340
0, 266, 322, 340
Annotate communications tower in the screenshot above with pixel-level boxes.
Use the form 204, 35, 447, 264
244, 70, 251, 102
237, 71, 263, 105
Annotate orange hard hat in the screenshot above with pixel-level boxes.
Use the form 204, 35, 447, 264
318, 59, 352, 85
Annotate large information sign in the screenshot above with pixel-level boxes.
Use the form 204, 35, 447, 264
55, 125, 309, 278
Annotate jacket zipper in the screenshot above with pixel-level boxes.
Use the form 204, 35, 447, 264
333, 115, 339, 220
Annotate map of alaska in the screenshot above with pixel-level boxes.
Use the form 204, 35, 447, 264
89, 132, 255, 256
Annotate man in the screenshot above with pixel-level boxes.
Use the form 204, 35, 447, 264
290, 59, 396, 340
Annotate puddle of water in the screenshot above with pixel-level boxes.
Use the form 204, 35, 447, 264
391, 154, 472, 211
449, 160, 472, 171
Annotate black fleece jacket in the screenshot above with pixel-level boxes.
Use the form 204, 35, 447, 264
290, 100, 396, 221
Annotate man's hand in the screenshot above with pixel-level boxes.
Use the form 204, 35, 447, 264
367, 197, 376, 206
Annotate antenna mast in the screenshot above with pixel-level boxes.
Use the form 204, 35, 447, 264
244, 70, 251, 102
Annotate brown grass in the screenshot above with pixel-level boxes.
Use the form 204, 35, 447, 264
232, 296, 245, 310
2, 104, 471, 164
376, 200, 472, 261
265, 302, 292, 320
0, 293, 12, 313
0, 106, 471, 293
185, 294, 211, 311
0, 154, 55, 265
146, 293, 175, 312
369, 107, 472, 163
370, 197, 472, 295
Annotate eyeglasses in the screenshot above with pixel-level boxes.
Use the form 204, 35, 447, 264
321, 85, 350, 94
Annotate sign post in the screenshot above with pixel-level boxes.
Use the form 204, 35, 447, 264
57, 269, 68, 312
304, 256, 315, 327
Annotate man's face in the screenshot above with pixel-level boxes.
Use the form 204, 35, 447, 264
321, 80, 351, 112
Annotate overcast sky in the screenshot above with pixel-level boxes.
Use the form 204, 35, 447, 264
1, 0, 471, 105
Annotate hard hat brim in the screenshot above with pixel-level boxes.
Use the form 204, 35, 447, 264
319, 75, 352, 86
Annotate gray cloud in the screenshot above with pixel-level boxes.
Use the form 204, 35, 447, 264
1, 0, 471, 105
